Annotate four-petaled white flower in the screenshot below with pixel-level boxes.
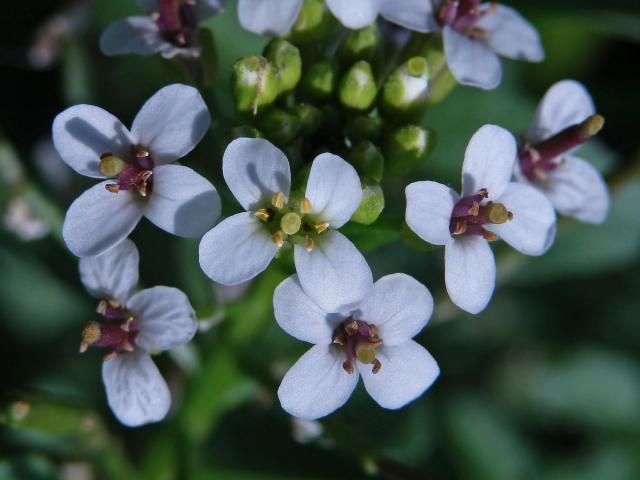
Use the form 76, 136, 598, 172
237, 0, 435, 36
53, 83, 220, 257
515, 80, 610, 224
406, 124, 556, 314
199, 138, 370, 312
100, 0, 225, 58
78, 239, 197, 427
274, 262, 439, 419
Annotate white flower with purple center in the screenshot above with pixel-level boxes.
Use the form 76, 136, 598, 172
53, 83, 220, 257
199, 138, 370, 312
405, 124, 556, 314
237, 0, 435, 36
78, 239, 197, 427
100, 0, 225, 58
515, 80, 609, 224
274, 262, 439, 419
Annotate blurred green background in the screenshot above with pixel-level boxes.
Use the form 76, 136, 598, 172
1, 1, 640, 479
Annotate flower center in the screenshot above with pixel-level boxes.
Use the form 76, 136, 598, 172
449, 188, 513, 240
436, 0, 497, 37
152, 0, 198, 48
100, 146, 154, 197
519, 114, 604, 183
79, 299, 139, 361
332, 319, 383, 375
254, 194, 329, 252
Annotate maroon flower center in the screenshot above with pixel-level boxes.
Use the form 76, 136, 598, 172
437, 0, 497, 38
450, 188, 513, 240
332, 319, 383, 375
79, 299, 139, 361
100, 146, 154, 197
153, 0, 198, 48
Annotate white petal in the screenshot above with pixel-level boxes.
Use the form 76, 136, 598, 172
277, 344, 359, 420
326, 0, 381, 29
223, 138, 291, 210
52, 105, 133, 178
144, 165, 220, 237
359, 341, 439, 409
461, 124, 516, 199
102, 350, 171, 427
99, 17, 170, 57
131, 84, 210, 165
379, 0, 438, 32
294, 231, 373, 313
355, 274, 433, 346
476, 4, 543, 62
443, 26, 502, 90
405, 181, 458, 246
527, 80, 595, 143
273, 275, 334, 344
196, 0, 226, 21
127, 286, 197, 351
305, 153, 362, 228
237, 0, 303, 36
79, 239, 139, 304
199, 212, 277, 285
541, 155, 609, 224
63, 182, 144, 257
488, 182, 556, 255
444, 237, 495, 314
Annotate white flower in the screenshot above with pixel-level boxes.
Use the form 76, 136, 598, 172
53, 83, 220, 257
515, 80, 609, 224
433, 0, 544, 89
100, 0, 225, 58
237, 0, 436, 36
274, 263, 439, 420
405, 124, 556, 314
78, 239, 197, 427
199, 138, 370, 311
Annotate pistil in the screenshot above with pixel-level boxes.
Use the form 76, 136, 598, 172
333, 319, 383, 374
449, 189, 513, 239
101, 147, 155, 197
79, 301, 139, 360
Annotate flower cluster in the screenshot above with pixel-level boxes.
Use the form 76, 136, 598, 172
53, 0, 610, 426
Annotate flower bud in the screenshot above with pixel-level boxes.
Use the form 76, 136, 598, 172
264, 39, 302, 95
337, 24, 380, 65
351, 180, 384, 225
286, 0, 335, 44
256, 107, 301, 146
381, 57, 429, 121
232, 56, 279, 115
348, 141, 384, 183
403, 34, 455, 104
339, 61, 377, 111
344, 115, 383, 144
230, 125, 264, 140
302, 60, 336, 102
383, 125, 436, 176
290, 103, 323, 137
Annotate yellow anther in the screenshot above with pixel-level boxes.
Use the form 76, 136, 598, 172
314, 222, 329, 234
99, 154, 126, 177
272, 230, 284, 247
280, 212, 302, 235
80, 321, 101, 352
272, 191, 285, 209
355, 343, 377, 364
300, 197, 312, 214
305, 235, 314, 252
254, 208, 271, 222
485, 202, 511, 224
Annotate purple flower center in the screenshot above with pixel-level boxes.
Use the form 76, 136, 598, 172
80, 299, 139, 361
450, 188, 513, 240
100, 146, 155, 197
332, 319, 383, 375
437, 0, 497, 38
153, 0, 199, 48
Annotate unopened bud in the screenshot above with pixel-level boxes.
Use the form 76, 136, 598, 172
381, 57, 429, 120
351, 180, 384, 225
343, 115, 383, 144
302, 60, 336, 101
383, 125, 436, 176
264, 39, 302, 95
231, 125, 264, 140
233, 56, 279, 115
290, 103, 322, 137
287, 0, 334, 44
99, 154, 126, 177
402, 33, 455, 104
339, 60, 377, 111
348, 141, 384, 182
256, 107, 301, 146
337, 24, 381, 65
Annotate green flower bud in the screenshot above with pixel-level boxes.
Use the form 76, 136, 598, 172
290, 103, 323, 137
256, 107, 301, 146
383, 125, 436, 176
287, 0, 335, 44
381, 57, 429, 121
302, 60, 336, 102
402, 34, 455, 104
339, 61, 377, 111
351, 181, 384, 225
348, 141, 384, 183
337, 24, 381, 65
232, 56, 279, 115
343, 115, 383, 144
264, 39, 302, 95
231, 125, 264, 140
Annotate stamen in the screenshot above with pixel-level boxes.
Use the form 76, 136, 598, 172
254, 208, 271, 222
280, 212, 302, 235
103, 351, 118, 362
99, 154, 126, 177
136, 170, 153, 197
482, 230, 497, 241
344, 320, 359, 336
372, 359, 382, 374
314, 222, 329, 234
80, 321, 101, 353
342, 360, 354, 374
300, 197, 312, 215
272, 192, 285, 209
272, 230, 284, 247
305, 235, 314, 252
105, 183, 120, 194
468, 202, 480, 216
